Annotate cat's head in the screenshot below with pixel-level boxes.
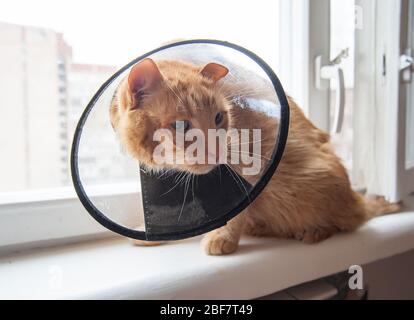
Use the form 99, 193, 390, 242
111, 58, 231, 175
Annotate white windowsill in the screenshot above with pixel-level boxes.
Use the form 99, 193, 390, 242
1, 196, 414, 300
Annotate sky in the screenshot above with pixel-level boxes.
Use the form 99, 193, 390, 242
0, 0, 279, 67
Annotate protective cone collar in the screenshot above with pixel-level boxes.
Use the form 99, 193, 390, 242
71, 39, 289, 241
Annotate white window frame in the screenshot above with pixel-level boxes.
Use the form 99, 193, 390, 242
397, 0, 414, 198
354, 0, 414, 201
0, 183, 140, 254
277, 0, 331, 130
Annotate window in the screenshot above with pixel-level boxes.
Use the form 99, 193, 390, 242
1, 0, 411, 251
353, 0, 414, 201
0, 0, 286, 249
0, 0, 280, 195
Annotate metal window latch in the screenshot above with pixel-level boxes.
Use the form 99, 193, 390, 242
400, 49, 413, 83
315, 48, 348, 134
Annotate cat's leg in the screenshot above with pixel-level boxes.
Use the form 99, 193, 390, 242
201, 212, 247, 255
298, 226, 339, 244
243, 215, 275, 237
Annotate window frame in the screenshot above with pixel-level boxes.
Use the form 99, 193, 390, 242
0, 183, 141, 254
277, 0, 331, 129
353, 0, 414, 201
397, 0, 414, 198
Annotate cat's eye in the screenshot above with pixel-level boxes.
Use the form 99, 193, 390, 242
215, 112, 224, 125
171, 120, 190, 132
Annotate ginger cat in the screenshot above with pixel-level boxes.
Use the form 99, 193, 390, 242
110, 58, 400, 255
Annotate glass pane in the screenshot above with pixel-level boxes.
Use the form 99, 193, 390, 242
0, 0, 280, 195
329, 0, 355, 175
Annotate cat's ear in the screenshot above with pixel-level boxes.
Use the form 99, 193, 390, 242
200, 63, 229, 82
127, 58, 163, 109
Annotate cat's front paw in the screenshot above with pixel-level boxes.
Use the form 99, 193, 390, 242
201, 232, 239, 255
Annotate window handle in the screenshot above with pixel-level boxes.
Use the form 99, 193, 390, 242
331, 67, 345, 134
315, 49, 348, 134
400, 49, 413, 83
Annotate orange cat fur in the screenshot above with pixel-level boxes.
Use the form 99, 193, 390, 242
110, 58, 400, 255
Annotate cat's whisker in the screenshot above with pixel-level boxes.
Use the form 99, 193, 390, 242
226, 143, 273, 151
164, 81, 185, 107
177, 170, 190, 185
230, 151, 273, 161
226, 145, 273, 152
161, 170, 191, 197
226, 138, 267, 146
158, 168, 176, 179
177, 172, 191, 222
227, 93, 273, 101
191, 173, 195, 202
173, 170, 185, 183
223, 86, 273, 99
224, 164, 251, 203
161, 175, 184, 196
218, 164, 222, 185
